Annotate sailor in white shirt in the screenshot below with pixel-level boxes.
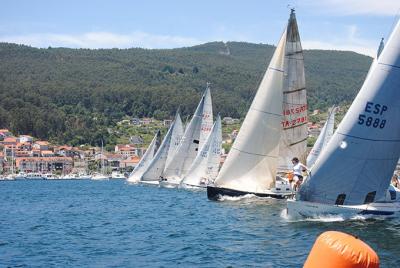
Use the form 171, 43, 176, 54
291, 157, 308, 191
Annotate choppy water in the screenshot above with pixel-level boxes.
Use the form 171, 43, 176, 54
1, 180, 399, 267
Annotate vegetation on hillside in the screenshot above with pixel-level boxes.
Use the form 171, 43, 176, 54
0, 42, 371, 146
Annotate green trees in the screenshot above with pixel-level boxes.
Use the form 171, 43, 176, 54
0, 42, 371, 146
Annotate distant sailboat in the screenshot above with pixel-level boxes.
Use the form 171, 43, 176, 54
92, 140, 110, 180
180, 115, 222, 189
287, 18, 400, 218
160, 85, 213, 187
140, 112, 184, 185
127, 131, 161, 183
207, 9, 302, 200
306, 106, 336, 168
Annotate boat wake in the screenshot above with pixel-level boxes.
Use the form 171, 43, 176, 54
218, 194, 270, 202
280, 209, 345, 222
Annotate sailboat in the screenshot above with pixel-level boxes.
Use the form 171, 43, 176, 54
207, 9, 303, 200
287, 18, 400, 218
139, 112, 184, 185
306, 106, 336, 168
92, 140, 110, 180
160, 84, 213, 188
127, 130, 161, 183
180, 115, 222, 189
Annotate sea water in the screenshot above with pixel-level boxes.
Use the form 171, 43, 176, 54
0, 180, 399, 267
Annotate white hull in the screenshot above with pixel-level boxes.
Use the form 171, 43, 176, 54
287, 199, 400, 219
180, 182, 207, 189
159, 179, 180, 188
139, 180, 159, 186
91, 174, 109, 181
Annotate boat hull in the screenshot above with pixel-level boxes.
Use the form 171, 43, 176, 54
159, 180, 180, 188
140, 180, 159, 186
207, 185, 290, 201
286, 199, 400, 219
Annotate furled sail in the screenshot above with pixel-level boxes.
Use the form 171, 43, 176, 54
141, 113, 183, 182
127, 131, 161, 183
181, 115, 222, 187
162, 90, 207, 181
213, 28, 287, 193
306, 106, 336, 168
278, 10, 308, 172
199, 83, 213, 150
299, 19, 400, 205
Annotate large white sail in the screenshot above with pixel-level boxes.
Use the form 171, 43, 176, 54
199, 84, 213, 150
306, 106, 336, 168
141, 113, 183, 182
299, 19, 400, 206
162, 93, 206, 181
165, 112, 184, 168
181, 115, 222, 187
278, 10, 308, 172
127, 131, 161, 183
213, 29, 287, 193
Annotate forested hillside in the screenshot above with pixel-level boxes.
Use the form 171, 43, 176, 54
0, 42, 372, 146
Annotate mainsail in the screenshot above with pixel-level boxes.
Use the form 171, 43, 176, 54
199, 83, 213, 150
141, 113, 183, 182
127, 131, 161, 183
278, 10, 308, 171
181, 115, 222, 187
299, 19, 400, 205
213, 27, 287, 193
306, 106, 336, 168
162, 89, 208, 181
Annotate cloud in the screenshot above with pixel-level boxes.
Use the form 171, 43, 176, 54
302, 24, 377, 56
0, 31, 203, 49
300, 0, 400, 16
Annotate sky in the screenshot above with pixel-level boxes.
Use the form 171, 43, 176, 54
1, 0, 399, 56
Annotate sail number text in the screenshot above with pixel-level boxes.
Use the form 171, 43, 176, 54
358, 102, 387, 129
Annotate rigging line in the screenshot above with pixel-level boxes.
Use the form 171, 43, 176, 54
378, 62, 400, 69
283, 122, 308, 130
338, 132, 400, 142
230, 146, 278, 158
288, 137, 308, 146
250, 107, 282, 117
283, 87, 306, 94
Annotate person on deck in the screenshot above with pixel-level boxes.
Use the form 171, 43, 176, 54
391, 174, 399, 188
291, 157, 308, 191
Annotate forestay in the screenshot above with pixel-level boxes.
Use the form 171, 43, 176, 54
306, 106, 336, 168
278, 10, 308, 172
299, 20, 400, 205
127, 131, 161, 183
181, 115, 222, 187
141, 113, 183, 182
213, 28, 287, 193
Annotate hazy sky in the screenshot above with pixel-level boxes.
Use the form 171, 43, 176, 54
1, 0, 399, 56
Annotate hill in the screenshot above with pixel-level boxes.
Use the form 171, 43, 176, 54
0, 42, 372, 146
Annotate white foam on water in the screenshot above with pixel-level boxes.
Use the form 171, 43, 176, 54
218, 194, 260, 202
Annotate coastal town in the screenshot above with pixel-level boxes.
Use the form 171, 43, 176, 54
0, 109, 344, 180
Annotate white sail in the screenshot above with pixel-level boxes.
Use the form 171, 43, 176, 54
165, 112, 184, 168
377, 38, 384, 58
181, 115, 222, 187
141, 113, 183, 182
278, 10, 308, 172
127, 131, 161, 183
299, 19, 400, 206
213, 29, 287, 193
162, 92, 206, 181
199, 83, 213, 150
306, 106, 336, 168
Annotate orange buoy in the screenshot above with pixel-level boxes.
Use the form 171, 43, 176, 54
304, 231, 379, 268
